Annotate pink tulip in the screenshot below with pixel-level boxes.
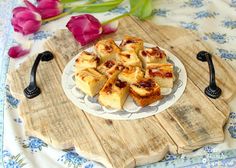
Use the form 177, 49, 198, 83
66, 14, 118, 46
8, 45, 30, 58
37, 0, 63, 19
11, 6, 42, 35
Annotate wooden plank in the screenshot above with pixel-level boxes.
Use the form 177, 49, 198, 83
8, 55, 112, 167
156, 78, 225, 153
133, 18, 236, 104
112, 118, 177, 166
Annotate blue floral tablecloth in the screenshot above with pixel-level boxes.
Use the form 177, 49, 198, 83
1, 0, 236, 167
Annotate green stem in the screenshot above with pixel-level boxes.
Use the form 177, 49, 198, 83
101, 12, 130, 25
42, 0, 98, 23
42, 12, 71, 23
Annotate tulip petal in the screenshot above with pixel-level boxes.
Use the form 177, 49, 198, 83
22, 20, 41, 35
75, 32, 101, 46
12, 7, 29, 16
37, 0, 63, 19
39, 8, 61, 19
102, 20, 119, 34
8, 45, 30, 58
24, 0, 39, 12
15, 11, 38, 22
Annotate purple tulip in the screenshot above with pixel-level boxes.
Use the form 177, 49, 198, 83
11, 6, 42, 35
66, 14, 118, 46
37, 0, 63, 19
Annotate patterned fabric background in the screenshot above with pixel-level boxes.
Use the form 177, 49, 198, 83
1, 0, 236, 167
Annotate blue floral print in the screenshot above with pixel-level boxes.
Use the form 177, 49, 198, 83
205, 32, 227, 44
223, 20, 236, 29
184, 0, 204, 8
229, 112, 236, 119
153, 8, 170, 17
22, 136, 48, 152
228, 125, 236, 138
6, 85, 19, 108
29, 31, 53, 40
58, 149, 88, 168
180, 21, 199, 30
203, 145, 215, 153
194, 11, 219, 19
3, 150, 26, 168
109, 6, 128, 14
217, 49, 236, 60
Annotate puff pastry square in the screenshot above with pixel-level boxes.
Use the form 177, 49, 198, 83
117, 50, 142, 68
145, 63, 174, 88
75, 68, 107, 97
139, 46, 167, 68
130, 78, 162, 107
118, 66, 144, 84
119, 35, 144, 54
75, 51, 100, 71
94, 38, 120, 63
98, 75, 129, 109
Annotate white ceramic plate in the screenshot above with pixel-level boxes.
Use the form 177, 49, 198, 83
62, 42, 187, 120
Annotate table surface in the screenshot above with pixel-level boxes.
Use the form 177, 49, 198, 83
1, 0, 236, 168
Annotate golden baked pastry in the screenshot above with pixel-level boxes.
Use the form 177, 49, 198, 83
118, 66, 144, 84
119, 35, 144, 54
75, 51, 100, 71
94, 38, 120, 63
98, 75, 129, 109
73, 37, 176, 109
130, 78, 162, 107
139, 46, 167, 68
97, 60, 124, 77
117, 50, 142, 68
145, 63, 174, 88
75, 68, 107, 97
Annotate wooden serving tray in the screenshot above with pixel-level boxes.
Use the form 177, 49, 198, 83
9, 16, 236, 168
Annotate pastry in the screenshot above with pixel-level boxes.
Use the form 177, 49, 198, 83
75, 51, 100, 71
145, 63, 174, 88
75, 68, 107, 97
130, 78, 162, 107
117, 50, 142, 68
97, 60, 124, 77
73, 37, 175, 109
119, 35, 144, 54
94, 38, 120, 63
139, 46, 167, 68
118, 66, 144, 84
98, 75, 129, 109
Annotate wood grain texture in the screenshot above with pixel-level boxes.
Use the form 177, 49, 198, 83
8, 16, 236, 168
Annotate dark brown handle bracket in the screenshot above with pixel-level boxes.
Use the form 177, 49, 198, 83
197, 51, 222, 99
24, 51, 54, 99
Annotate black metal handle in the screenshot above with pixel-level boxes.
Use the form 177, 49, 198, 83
197, 51, 221, 99
24, 51, 54, 99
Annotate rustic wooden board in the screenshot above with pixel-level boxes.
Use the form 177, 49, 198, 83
8, 16, 236, 168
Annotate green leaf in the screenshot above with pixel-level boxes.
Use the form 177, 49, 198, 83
61, 0, 98, 4
61, 0, 80, 3
69, 0, 124, 13
129, 0, 153, 20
